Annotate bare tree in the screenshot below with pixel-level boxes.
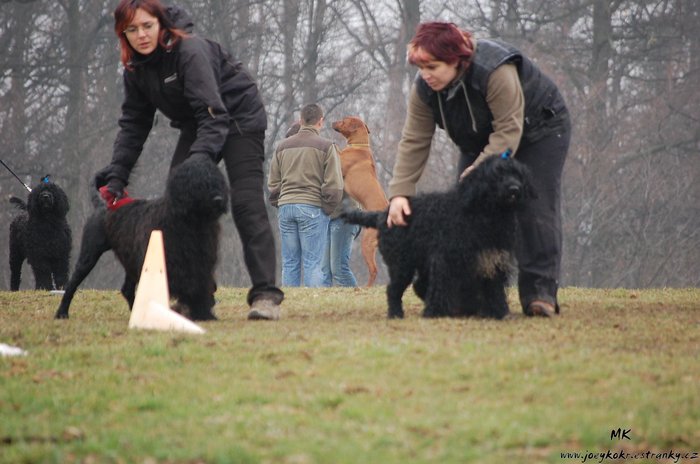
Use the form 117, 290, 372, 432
1, 0, 697, 289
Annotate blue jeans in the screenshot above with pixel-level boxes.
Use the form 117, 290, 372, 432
278, 204, 330, 287
322, 217, 360, 287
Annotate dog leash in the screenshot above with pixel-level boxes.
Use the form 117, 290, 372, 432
0, 159, 32, 192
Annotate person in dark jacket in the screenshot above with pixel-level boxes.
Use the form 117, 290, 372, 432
97, 0, 283, 320
387, 22, 571, 317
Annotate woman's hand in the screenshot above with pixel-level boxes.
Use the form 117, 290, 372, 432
387, 196, 411, 228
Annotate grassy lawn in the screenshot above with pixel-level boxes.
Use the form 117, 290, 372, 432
1, 287, 699, 463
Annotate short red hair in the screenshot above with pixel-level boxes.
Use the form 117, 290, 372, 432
114, 0, 187, 69
408, 22, 474, 67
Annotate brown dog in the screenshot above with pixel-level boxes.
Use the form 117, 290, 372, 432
332, 116, 389, 287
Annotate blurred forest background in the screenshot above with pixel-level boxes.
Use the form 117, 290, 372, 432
1, 0, 698, 290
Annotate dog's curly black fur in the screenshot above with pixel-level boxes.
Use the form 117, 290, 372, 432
9, 180, 72, 291
342, 156, 535, 319
55, 154, 228, 321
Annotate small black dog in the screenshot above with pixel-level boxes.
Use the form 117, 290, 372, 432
9, 177, 72, 291
342, 156, 535, 319
55, 154, 228, 321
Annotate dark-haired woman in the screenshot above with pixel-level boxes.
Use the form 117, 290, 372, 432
388, 22, 571, 317
97, 0, 283, 319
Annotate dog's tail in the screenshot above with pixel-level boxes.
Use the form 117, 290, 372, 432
340, 209, 385, 229
9, 196, 26, 211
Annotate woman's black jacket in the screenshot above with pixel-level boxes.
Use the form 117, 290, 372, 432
109, 31, 266, 183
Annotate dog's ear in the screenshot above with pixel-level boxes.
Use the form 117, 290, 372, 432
26, 187, 37, 213
457, 160, 494, 207
519, 163, 538, 200
54, 185, 70, 215
348, 117, 364, 132
458, 175, 486, 208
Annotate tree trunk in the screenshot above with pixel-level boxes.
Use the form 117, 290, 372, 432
302, 0, 327, 104
380, 0, 419, 178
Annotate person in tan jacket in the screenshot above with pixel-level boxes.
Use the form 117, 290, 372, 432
268, 104, 344, 288
388, 22, 571, 317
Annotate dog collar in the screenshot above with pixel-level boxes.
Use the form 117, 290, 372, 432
348, 143, 370, 148
99, 186, 135, 211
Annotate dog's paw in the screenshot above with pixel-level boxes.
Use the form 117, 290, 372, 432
190, 311, 218, 321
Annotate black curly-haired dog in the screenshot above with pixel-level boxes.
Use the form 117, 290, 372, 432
9, 178, 72, 291
342, 156, 535, 319
55, 154, 228, 321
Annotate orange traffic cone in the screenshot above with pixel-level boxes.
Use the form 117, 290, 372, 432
128, 230, 205, 334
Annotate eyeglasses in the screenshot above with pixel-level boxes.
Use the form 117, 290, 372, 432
123, 21, 156, 35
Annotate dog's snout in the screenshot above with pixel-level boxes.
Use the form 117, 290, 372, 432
211, 195, 225, 209
507, 185, 522, 201
39, 191, 54, 207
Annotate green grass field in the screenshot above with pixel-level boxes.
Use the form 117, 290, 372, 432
1, 287, 699, 464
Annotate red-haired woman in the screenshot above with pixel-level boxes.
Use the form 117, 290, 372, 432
388, 22, 571, 317
97, 0, 283, 319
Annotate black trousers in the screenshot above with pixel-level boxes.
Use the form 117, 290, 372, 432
459, 120, 571, 311
171, 128, 284, 306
